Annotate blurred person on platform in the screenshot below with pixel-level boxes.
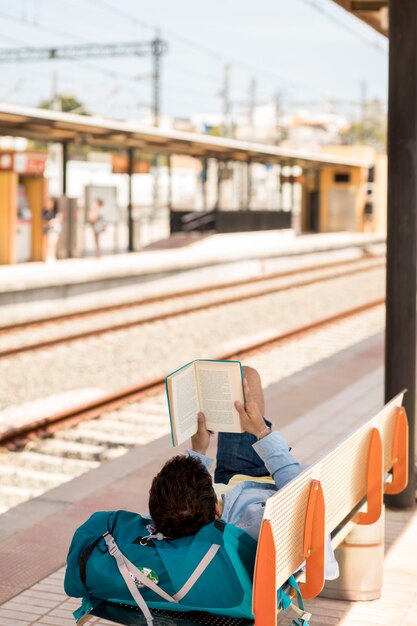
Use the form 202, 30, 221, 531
42, 196, 62, 263
88, 198, 106, 258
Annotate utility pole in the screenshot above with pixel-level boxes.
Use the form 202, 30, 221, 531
222, 64, 232, 138
151, 33, 163, 127
0, 39, 168, 121
0, 38, 169, 250
248, 78, 257, 138
274, 92, 283, 146
151, 31, 163, 213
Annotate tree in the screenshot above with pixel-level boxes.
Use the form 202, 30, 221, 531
38, 95, 89, 115
341, 98, 387, 152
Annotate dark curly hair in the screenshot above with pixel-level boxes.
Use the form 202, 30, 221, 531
148, 455, 217, 539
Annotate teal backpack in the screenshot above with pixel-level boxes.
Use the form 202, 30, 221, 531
64, 510, 311, 625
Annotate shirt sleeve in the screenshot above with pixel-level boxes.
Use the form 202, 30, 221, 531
187, 449, 214, 471
252, 430, 302, 489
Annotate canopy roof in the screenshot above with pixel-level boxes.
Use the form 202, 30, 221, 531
332, 0, 388, 36
0, 102, 371, 169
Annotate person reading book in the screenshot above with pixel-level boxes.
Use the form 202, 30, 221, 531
150, 365, 338, 579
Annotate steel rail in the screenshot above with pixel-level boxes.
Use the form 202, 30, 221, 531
0, 297, 385, 448
0, 259, 385, 359
0, 253, 384, 334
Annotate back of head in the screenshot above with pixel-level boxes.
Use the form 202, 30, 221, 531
149, 455, 217, 539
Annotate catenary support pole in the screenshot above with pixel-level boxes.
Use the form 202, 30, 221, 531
215, 161, 222, 210
61, 141, 72, 258
127, 148, 134, 252
201, 158, 207, 211
385, 0, 417, 508
167, 154, 173, 210
61, 141, 68, 196
247, 161, 252, 209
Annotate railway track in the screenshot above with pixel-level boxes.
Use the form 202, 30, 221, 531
0, 252, 382, 334
0, 295, 385, 514
0, 254, 384, 359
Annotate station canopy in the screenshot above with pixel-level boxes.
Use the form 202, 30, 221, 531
0, 102, 371, 169
332, 1, 388, 36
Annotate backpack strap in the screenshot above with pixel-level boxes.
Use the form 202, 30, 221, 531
123, 554, 178, 603
104, 532, 221, 609
277, 576, 312, 626
173, 543, 220, 601
103, 532, 155, 626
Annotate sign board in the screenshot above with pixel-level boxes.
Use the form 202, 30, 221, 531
0, 151, 46, 175
112, 154, 151, 174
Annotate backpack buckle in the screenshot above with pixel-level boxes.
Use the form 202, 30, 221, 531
108, 540, 118, 556
103, 531, 119, 556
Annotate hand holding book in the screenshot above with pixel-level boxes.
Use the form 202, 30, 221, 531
190, 377, 270, 454
165, 359, 245, 447
190, 412, 213, 455
234, 378, 270, 439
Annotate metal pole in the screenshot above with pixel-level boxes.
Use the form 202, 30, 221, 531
167, 154, 173, 210
247, 162, 252, 210
152, 34, 162, 213
290, 167, 300, 234
61, 141, 68, 196
61, 141, 71, 257
278, 163, 284, 211
385, 0, 417, 508
276, 163, 281, 211
201, 158, 208, 211
151, 34, 162, 127
222, 64, 231, 138
127, 148, 134, 252
240, 161, 246, 210
274, 93, 281, 146
215, 161, 222, 210
248, 78, 257, 139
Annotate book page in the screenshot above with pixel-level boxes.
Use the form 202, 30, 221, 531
195, 360, 244, 433
167, 363, 199, 446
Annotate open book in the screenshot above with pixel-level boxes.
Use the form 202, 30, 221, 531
165, 359, 245, 446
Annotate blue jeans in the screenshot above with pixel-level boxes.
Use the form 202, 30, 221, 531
214, 418, 272, 484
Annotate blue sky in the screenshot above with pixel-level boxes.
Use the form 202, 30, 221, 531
0, 0, 388, 121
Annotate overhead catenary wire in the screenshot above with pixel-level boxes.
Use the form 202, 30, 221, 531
0, 0, 387, 120
80, 0, 297, 88
0, 6, 161, 119
3, 1, 280, 118
0, 7, 143, 81
297, 0, 387, 56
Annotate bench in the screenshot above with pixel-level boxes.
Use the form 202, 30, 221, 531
88, 392, 408, 626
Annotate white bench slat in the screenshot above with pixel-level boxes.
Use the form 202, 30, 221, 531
262, 391, 404, 590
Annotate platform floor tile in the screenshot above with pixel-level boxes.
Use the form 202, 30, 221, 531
308, 505, 417, 626
0, 569, 114, 626
0, 505, 416, 626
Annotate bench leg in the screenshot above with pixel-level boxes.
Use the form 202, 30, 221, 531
320, 507, 385, 601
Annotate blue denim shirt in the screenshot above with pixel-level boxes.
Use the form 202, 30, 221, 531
189, 430, 339, 579
190, 431, 300, 539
